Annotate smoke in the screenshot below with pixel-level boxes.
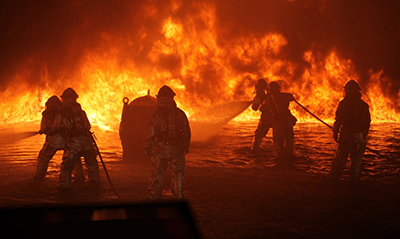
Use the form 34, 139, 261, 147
215, 0, 400, 84
0, 0, 147, 89
1, 0, 400, 115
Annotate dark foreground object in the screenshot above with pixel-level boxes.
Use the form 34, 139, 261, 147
1, 201, 200, 239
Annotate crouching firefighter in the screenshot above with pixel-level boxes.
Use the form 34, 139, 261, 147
52, 87, 100, 188
145, 85, 191, 200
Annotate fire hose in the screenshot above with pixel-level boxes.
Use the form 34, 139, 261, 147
21, 130, 124, 202
10, 130, 124, 201
293, 99, 383, 158
90, 132, 124, 203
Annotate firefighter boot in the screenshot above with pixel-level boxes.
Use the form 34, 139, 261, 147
33, 160, 49, 180
59, 166, 72, 188
171, 173, 184, 199
251, 137, 262, 156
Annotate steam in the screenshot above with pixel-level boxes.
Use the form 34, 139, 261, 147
0, 131, 39, 145
190, 100, 252, 141
1, 0, 399, 123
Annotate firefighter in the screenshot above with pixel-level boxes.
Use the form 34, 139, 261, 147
329, 80, 371, 182
52, 87, 99, 188
145, 85, 191, 200
33, 95, 84, 182
265, 81, 297, 168
250, 78, 272, 155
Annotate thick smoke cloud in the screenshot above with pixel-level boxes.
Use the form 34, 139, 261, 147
1, 0, 399, 105
214, 0, 400, 99
0, 0, 150, 90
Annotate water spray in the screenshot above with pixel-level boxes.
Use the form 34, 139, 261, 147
294, 99, 383, 158
0, 131, 40, 145
190, 100, 252, 141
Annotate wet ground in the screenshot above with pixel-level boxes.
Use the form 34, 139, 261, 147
0, 121, 399, 238
190, 121, 400, 180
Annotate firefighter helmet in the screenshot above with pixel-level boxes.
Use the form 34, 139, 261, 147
157, 85, 176, 98
344, 80, 361, 92
61, 87, 79, 99
45, 95, 62, 108
268, 81, 281, 92
255, 78, 268, 92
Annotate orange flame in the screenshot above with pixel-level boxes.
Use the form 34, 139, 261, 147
0, 0, 398, 131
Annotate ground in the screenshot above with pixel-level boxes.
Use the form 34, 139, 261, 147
1, 161, 399, 239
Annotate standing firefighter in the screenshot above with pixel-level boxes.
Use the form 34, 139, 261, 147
53, 87, 100, 188
329, 80, 371, 182
251, 78, 273, 155
266, 81, 297, 168
145, 85, 191, 200
34, 95, 84, 182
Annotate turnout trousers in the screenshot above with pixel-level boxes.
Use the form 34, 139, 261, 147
148, 154, 185, 200
329, 134, 366, 182
252, 114, 271, 151
60, 136, 99, 187
35, 141, 84, 181
272, 126, 294, 167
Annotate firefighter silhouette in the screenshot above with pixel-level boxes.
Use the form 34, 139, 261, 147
52, 88, 99, 188
329, 80, 371, 182
145, 85, 191, 199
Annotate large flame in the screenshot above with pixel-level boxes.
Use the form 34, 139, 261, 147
0, 0, 399, 131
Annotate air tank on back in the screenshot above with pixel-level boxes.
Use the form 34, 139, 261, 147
119, 90, 157, 165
